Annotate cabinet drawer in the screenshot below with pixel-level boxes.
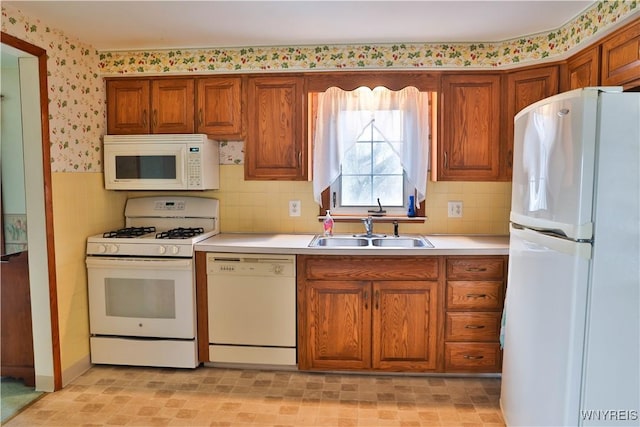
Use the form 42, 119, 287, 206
301, 256, 440, 281
447, 257, 504, 280
444, 343, 501, 372
447, 281, 504, 310
445, 312, 501, 341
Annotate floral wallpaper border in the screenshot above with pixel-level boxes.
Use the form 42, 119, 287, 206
97, 1, 638, 75
1, 1, 638, 172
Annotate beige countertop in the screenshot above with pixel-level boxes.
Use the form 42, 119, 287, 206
195, 233, 509, 256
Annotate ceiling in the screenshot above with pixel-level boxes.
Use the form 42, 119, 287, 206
4, 1, 595, 51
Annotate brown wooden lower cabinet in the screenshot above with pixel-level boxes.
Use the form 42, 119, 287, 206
297, 256, 440, 372
444, 256, 508, 373
1, 251, 35, 386
297, 254, 507, 374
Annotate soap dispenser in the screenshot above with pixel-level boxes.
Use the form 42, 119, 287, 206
323, 210, 334, 236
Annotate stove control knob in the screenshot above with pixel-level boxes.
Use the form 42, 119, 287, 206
97, 244, 107, 254
108, 244, 119, 254
158, 245, 167, 255
170, 245, 180, 255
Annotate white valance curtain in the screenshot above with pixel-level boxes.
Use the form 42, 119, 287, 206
312, 86, 430, 206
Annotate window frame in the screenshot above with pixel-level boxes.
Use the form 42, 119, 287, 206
310, 88, 432, 219
328, 116, 412, 216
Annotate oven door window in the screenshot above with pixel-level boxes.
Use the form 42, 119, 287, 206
105, 278, 176, 319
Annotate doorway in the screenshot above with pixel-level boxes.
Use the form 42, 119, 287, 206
1, 32, 62, 392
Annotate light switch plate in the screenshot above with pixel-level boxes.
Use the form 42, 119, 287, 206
448, 201, 463, 218
289, 200, 301, 217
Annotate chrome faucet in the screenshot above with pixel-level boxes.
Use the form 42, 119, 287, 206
354, 216, 386, 238
362, 216, 374, 237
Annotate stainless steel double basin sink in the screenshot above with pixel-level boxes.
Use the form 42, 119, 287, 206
308, 234, 434, 249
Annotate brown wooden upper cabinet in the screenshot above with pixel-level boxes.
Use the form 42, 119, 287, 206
438, 74, 502, 181
566, 45, 601, 90
245, 75, 307, 180
600, 19, 640, 89
196, 77, 243, 139
106, 78, 195, 134
503, 66, 559, 179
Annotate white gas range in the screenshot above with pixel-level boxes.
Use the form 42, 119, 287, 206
85, 196, 219, 369
86, 196, 219, 258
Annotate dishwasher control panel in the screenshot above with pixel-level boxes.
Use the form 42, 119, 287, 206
206, 253, 295, 277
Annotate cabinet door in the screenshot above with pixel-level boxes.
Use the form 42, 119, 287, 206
439, 74, 501, 180
566, 45, 600, 90
302, 281, 371, 370
150, 79, 195, 133
1, 251, 35, 386
372, 281, 438, 371
504, 66, 559, 179
245, 76, 307, 180
196, 77, 243, 139
601, 19, 640, 89
106, 79, 150, 134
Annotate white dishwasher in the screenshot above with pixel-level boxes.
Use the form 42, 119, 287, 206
206, 253, 297, 366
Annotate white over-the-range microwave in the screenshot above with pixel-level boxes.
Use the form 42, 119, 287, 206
103, 134, 219, 190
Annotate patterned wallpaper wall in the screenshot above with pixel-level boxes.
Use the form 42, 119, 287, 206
2, 1, 638, 173
2, 5, 104, 173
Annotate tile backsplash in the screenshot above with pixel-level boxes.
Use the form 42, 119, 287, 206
210, 165, 510, 235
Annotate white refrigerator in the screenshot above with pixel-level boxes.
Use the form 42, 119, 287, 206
500, 87, 640, 426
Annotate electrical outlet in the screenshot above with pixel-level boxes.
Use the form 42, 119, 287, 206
448, 201, 463, 218
289, 200, 301, 217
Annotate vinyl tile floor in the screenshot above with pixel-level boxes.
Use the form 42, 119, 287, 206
4, 365, 505, 427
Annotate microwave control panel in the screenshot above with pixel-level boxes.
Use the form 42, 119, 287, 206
187, 145, 202, 188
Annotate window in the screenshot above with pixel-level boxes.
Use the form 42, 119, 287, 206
313, 86, 431, 216
331, 111, 409, 214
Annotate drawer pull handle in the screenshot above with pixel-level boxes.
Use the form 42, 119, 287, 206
466, 293, 488, 299
466, 267, 487, 272
464, 325, 485, 329
364, 291, 368, 310
463, 355, 484, 360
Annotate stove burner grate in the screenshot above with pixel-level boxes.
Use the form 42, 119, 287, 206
103, 226, 156, 238
156, 227, 205, 239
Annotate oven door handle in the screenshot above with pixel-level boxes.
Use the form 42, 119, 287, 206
86, 257, 192, 270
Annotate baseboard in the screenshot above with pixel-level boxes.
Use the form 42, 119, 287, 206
61, 355, 91, 387
35, 374, 55, 392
